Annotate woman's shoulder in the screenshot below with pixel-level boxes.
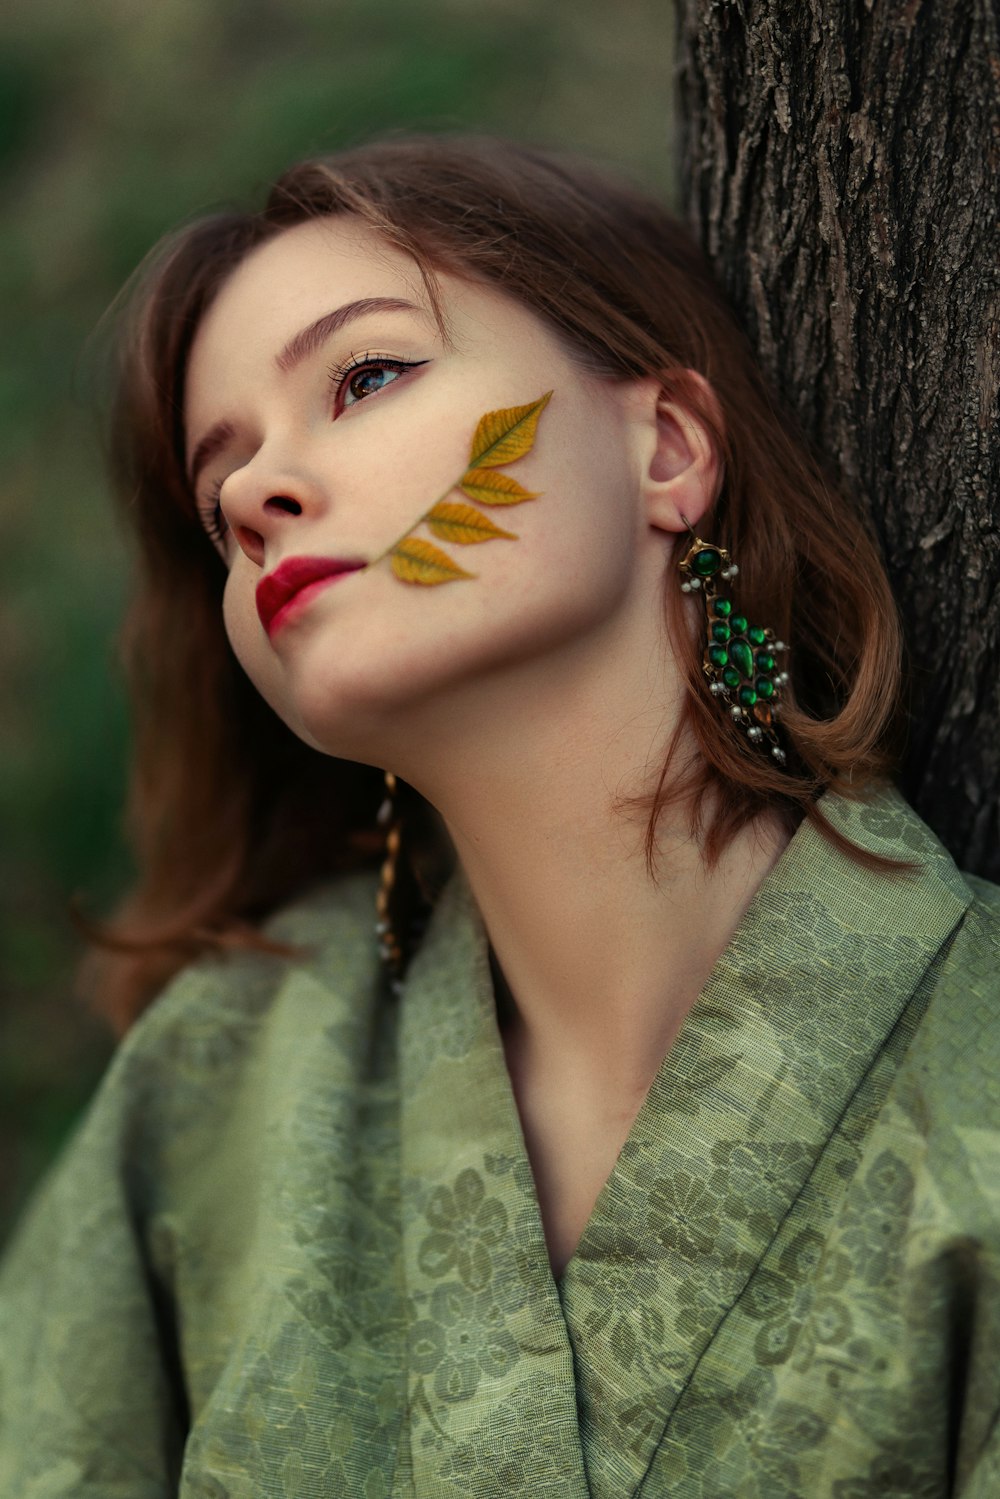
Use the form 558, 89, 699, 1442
872, 789, 1000, 1058
0, 870, 385, 1248
98, 868, 385, 1122
128, 866, 381, 1038
955, 866, 1000, 955
914, 866, 1000, 1073
795, 789, 1000, 1241
879, 874, 1000, 1253
884, 852, 1000, 1197
820, 782, 999, 957
3, 870, 387, 1266
803, 784, 1000, 1110
962, 868, 1000, 935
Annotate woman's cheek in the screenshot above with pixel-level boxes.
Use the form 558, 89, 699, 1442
222, 577, 272, 694
222, 576, 250, 657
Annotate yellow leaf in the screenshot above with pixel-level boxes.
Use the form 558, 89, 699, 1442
427, 501, 517, 544
459, 468, 538, 506
467, 391, 552, 470
390, 537, 474, 585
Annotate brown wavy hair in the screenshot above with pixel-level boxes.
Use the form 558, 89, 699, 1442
84, 134, 905, 1035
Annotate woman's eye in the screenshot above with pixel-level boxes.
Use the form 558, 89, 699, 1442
342, 361, 407, 409
332, 355, 428, 414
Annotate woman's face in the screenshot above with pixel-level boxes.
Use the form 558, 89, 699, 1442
183, 216, 674, 764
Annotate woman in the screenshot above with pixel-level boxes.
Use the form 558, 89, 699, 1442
0, 135, 997, 1497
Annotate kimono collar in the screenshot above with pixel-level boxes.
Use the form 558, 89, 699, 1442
396, 784, 971, 1497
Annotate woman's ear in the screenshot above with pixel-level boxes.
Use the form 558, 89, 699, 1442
631, 369, 725, 535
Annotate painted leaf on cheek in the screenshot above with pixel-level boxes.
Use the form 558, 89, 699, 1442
467, 394, 552, 469
426, 501, 517, 545
390, 538, 474, 584
458, 469, 538, 506
371, 391, 552, 587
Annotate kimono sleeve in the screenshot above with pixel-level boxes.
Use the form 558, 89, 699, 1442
0, 1025, 187, 1497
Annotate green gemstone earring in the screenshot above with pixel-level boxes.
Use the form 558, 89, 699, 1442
677, 518, 790, 765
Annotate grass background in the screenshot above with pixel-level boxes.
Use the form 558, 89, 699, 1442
0, 0, 676, 1247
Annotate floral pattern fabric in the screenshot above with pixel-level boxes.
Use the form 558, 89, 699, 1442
1, 785, 999, 1496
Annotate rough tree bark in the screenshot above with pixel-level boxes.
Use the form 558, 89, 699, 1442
675, 0, 999, 879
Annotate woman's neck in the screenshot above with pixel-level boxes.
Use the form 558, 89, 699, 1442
392, 609, 791, 1100
444, 749, 787, 1101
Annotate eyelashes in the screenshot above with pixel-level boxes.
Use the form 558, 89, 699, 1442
198, 475, 227, 544
327, 350, 428, 414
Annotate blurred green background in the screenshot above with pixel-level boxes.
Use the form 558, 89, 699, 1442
0, 0, 675, 1247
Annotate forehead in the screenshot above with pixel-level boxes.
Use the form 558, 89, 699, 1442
189, 216, 429, 366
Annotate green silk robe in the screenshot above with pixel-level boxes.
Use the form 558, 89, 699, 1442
1, 785, 998, 1497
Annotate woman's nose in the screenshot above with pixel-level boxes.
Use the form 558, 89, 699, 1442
220, 448, 326, 567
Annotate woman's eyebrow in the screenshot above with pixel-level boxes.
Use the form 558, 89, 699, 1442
275, 296, 426, 372
187, 296, 427, 487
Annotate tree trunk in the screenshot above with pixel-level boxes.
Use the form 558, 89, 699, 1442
675, 0, 1000, 879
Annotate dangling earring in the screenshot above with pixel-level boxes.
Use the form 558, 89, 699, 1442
375, 770, 404, 981
677, 518, 790, 765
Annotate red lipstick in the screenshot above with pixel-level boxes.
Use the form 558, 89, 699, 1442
256, 555, 366, 636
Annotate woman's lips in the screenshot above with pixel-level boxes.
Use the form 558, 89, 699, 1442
256, 555, 366, 636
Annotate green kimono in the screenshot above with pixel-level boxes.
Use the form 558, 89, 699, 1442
1, 786, 998, 1497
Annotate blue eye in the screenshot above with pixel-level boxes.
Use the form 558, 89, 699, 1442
330, 353, 428, 415
342, 362, 406, 408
